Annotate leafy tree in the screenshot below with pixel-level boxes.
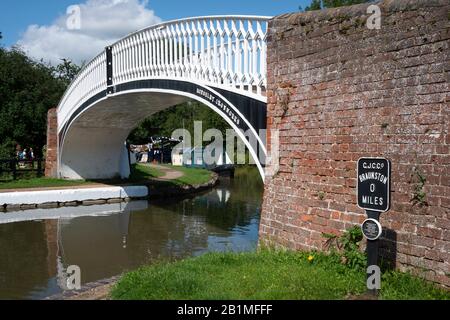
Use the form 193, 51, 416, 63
323, 0, 370, 8
0, 47, 68, 158
52, 58, 83, 87
303, 0, 371, 11
304, 0, 322, 11
128, 101, 230, 146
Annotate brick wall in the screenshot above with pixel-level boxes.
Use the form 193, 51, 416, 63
45, 108, 58, 178
260, 0, 449, 287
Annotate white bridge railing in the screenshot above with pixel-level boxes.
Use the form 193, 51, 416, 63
58, 15, 270, 130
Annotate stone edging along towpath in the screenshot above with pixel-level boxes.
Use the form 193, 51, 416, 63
0, 172, 219, 212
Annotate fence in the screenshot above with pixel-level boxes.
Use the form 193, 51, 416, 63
0, 158, 44, 181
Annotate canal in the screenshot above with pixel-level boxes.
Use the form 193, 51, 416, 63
0, 167, 263, 299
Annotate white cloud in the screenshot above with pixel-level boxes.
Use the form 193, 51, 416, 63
17, 0, 161, 65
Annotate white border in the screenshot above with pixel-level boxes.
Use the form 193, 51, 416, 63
356, 157, 390, 213
0, 186, 148, 206
361, 218, 383, 241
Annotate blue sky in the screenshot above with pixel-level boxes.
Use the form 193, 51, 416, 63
1, 0, 309, 47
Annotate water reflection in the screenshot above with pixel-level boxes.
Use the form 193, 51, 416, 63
0, 167, 263, 300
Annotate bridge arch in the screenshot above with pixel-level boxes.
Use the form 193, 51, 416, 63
56, 16, 270, 180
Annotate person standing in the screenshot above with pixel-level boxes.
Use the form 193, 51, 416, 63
15, 144, 22, 159
147, 142, 153, 163
19, 149, 27, 160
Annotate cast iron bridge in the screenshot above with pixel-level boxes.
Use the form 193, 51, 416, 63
57, 16, 270, 180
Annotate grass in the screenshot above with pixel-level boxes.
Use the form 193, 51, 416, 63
160, 165, 213, 185
0, 177, 90, 190
380, 271, 450, 300
110, 250, 450, 300
0, 164, 213, 190
131, 164, 213, 186
129, 164, 165, 181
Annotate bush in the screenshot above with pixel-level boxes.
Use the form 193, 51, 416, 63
0, 139, 16, 158
322, 226, 367, 271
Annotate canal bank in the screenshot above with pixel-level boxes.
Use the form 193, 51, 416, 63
110, 250, 450, 300
0, 164, 218, 211
0, 185, 148, 210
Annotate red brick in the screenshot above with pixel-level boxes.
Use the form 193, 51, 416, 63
45, 108, 58, 178
260, 0, 450, 288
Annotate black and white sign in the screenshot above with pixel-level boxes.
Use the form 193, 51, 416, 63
357, 158, 390, 212
361, 218, 382, 241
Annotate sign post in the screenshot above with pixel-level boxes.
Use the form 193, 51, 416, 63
357, 157, 390, 296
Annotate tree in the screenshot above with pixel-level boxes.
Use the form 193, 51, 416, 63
0, 47, 68, 158
323, 0, 370, 8
52, 58, 83, 87
127, 101, 230, 146
303, 0, 371, 11
304, 0, 322, 11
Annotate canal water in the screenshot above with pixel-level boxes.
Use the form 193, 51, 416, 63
0, 167, 263, 299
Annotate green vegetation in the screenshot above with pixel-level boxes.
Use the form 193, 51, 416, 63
412, 169, 427, 206
111, 226, 449, 300
322, 226, 367, 270
129, 164, 212, 186
0, 177, 89, 190
318, 191, 325, 200
129, 163, 165, 181
128, 102, 229, 145
111, 249, 449, 300
301, 0, 371, 11
0, 46, 80, 158
161, 165, 213, 186
0, 164, 212, 190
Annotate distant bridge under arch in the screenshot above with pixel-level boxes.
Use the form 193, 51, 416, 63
54, 16, 270, 180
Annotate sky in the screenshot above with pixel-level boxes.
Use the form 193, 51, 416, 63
0, 0, 310, 65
